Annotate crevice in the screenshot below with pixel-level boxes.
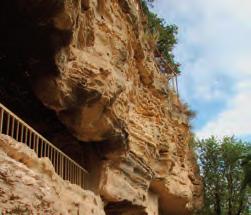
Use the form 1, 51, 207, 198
105, 200, 146, 215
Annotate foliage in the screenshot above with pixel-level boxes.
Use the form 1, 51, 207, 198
141, 0, 180, 73
192, 136, 251, 215
240, 151, 251, 190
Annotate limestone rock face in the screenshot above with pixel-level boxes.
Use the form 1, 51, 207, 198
0, 134, 106, 215
1, 0, 203, 214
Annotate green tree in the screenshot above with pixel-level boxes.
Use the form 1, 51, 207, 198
221, 137, 250, 215
240, 151, 251, 189
193, 136, 250, 215
141, 0, 180, 73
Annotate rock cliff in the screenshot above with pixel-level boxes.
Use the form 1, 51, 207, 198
0, 0, 203, 214
0, 135, 105, 215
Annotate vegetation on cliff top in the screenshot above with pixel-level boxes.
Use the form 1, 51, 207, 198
141, 0, 180, 73
191, 136, 251, 215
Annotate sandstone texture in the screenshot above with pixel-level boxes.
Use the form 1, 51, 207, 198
0, 134, 105, 215
0, 0, 203, 214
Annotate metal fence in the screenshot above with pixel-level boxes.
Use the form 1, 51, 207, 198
169, 75, 179, 96
0, 103, 87, 188
154, 50, 179, 96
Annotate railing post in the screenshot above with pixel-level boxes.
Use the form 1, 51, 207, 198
68, 160, 70, 181
79, 169, 81, 187
61, 156, 64, 180
175, 76, 179, 96
66, 159, 68, 181
54, 150, 57, 174
72, 164, 74, 184
57, 152, 60, 176
11, 117, 15, 137
28, 131, 32, 147
0, 107, 3, 133
35, 135, 39, 154
57, 152, 59, 176
81, 172, 84, 188
45, 142, 49, 158
70, 163, 73, 183
16, 121, 20, 141
172, 77, 175, 91
77, 167, 79, 186
75, 166, 77, 185
45, 142, 48, 158
24, 127, 28, 144
74, 164, 76, 184
40, 140, 44, 157
45, 143, 48, 158
50, 147, 53, 166
56, 150, 59, 174
20, 124, 24, 143
6, 113, 10, 135
76, 166, 78, 185
54, 149, 57, 173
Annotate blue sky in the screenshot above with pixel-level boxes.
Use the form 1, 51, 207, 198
152, 0, 251, 141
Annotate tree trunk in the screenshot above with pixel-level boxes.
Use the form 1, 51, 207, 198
236, 190, 245, 215
214, 190, 222, 215
227, 171, 233, 215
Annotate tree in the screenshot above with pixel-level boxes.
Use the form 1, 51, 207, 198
240, 151, 251, 190
193, 136, 250, 215
221, 137, 250, 215
141, 0, 180, 73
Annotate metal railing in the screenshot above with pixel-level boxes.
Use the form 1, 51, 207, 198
154, 49, 179, 96
169, 75, 179, 96
0, 103, 87, 188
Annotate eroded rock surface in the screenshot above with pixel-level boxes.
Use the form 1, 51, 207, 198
0, 0, 203, 214
0, 134, 105, 215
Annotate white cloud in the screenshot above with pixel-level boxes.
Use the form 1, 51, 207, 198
196, 81, 251, 139
195, 53, 251, 138
153, 0, 251, 138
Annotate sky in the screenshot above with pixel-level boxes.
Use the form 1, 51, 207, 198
152, 0, 251, 141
